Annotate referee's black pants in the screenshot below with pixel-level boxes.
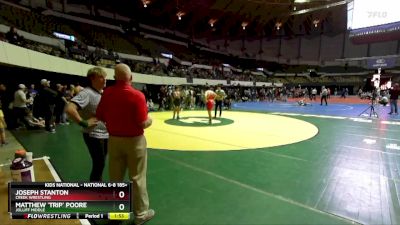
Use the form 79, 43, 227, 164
83, 133, 108, 182
215, 100, 223, 117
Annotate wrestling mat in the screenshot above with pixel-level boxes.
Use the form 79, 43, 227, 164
146, 111, 318, 151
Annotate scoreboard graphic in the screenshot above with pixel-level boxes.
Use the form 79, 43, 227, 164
8, 182, 131, 220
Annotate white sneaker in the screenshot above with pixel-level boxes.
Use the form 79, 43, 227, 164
134, 209, 155, 225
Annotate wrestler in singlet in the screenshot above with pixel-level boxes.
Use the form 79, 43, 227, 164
173, 90, 181, 107
205, 90, 216, 110
204, 88, 217, 124
172, 86, 182, 119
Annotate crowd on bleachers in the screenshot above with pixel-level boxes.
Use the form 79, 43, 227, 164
0, 3, 371, 86
0, 1, 384, 140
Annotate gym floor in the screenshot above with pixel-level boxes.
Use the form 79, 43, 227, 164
11, 98, 400, 225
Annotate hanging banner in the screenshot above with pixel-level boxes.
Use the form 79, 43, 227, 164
367, 57, 396, 69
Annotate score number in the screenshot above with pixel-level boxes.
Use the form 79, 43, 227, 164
116, 191, 128, 211
118, 191, 125, 199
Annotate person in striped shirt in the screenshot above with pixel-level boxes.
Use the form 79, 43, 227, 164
65, 67, 109, 181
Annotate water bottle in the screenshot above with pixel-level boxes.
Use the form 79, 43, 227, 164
10, 157, 35, 182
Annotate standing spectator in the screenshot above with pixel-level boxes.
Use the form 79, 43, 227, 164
0, 106, 7, 145
27, 84, 38, 100
389, 83, 400, 115
327, 88, 331, 99
34, 79, 57, 133
74, 83, 84, 95
27, 84, 37, 111
13, 84, 31, 129
0, 84, 13, 128
320, 86, 328, 106
68, 84, 76, 97
142, 86, 150, 100
214, 85, 226, 118
311, 88, 317, 101
0, 84, 8, 108
28, 84, 38, 98
158, 85, 166, 111
189, 87, 196, 109
358, 88, 363, 98
54, 84, 68, 125
96, 64, 154, 225
341, 88, 347, 98
66, 67, 108, 181
147, 99, 155, 112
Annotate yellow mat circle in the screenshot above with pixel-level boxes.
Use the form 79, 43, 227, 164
146, 111, 318, 151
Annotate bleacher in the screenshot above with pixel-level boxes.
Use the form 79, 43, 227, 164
0, 1, 390, 87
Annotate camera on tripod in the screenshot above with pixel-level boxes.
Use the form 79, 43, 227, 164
359, 68, 382, 118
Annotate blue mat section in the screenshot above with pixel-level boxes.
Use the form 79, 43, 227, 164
232, 101, 398, 120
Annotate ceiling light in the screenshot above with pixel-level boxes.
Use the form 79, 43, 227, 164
142, 0, 150, 7
275, 22, 282, 30
241, 22, 248, 30
294, 0, 310, 3
313, 19, 320, 27
209, 18, 217, 27
176, 11, 185, 20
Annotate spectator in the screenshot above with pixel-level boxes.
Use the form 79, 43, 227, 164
0, 106, 7, 145
97, 64, 155, 225
320, 86, 328, 106
147, 99, 155, 112
12, 84, 31, 129
34, 79, 57, 133
74, 83, 84, 95
54, 84, 68, 125
389, 83, 400, 115
0, 84, 13, 128
5, 26, 23, 45
24, 110, 45, 129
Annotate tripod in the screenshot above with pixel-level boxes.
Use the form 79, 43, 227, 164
359, 98, 378, 118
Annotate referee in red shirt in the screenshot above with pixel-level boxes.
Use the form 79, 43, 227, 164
96, 64, 154, 225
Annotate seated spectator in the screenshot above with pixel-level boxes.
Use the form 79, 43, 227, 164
6, 26, 23, 45
298, 98, 311, 106
24, 111, 45, 129
223, 97, 231, 110
379, 96, 389, 106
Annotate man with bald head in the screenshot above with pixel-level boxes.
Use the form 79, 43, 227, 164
97, 64, 154, 225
